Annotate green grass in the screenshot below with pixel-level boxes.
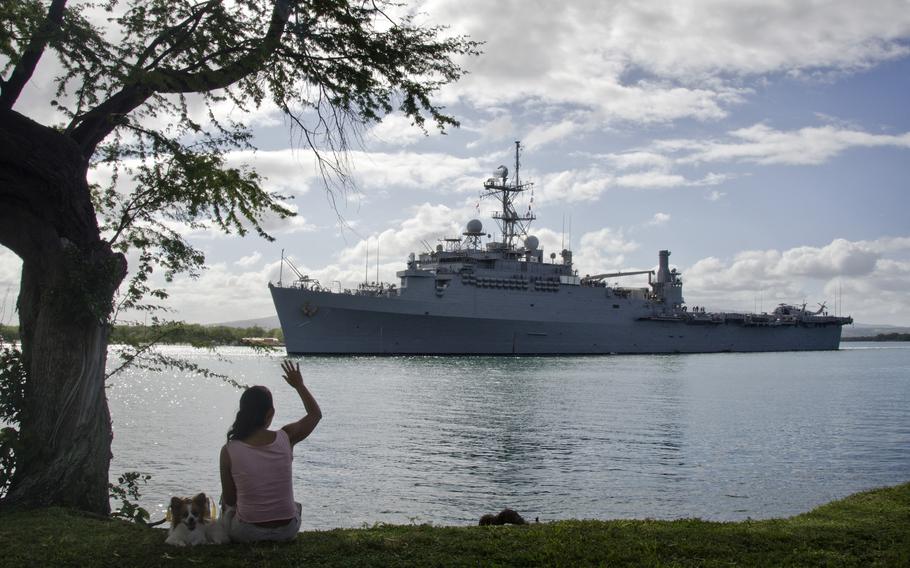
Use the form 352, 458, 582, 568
1, 483, 908, 567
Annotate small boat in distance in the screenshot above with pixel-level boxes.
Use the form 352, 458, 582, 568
240, 337, 283, 347
270, 142, 852, 355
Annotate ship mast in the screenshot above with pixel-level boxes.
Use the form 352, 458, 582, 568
483, 141, 535, 248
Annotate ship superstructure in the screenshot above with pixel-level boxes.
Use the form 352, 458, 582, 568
270, 143, 852, 354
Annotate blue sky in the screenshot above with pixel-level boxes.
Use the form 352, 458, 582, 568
1, 0, 909, 326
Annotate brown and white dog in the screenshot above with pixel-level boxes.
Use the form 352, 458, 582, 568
165, 493, 230, 546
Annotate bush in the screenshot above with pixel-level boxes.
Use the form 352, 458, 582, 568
0, 341, 25, 498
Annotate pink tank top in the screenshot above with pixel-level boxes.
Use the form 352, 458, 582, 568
226, 429, 296, 523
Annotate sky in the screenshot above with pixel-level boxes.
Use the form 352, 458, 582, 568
1, 0, 910, 327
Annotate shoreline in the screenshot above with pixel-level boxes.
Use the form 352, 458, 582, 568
1, 482, 907, 567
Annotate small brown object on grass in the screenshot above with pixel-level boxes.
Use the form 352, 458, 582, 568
479, 508, 526, 526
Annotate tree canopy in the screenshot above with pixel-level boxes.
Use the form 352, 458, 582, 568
0, 0, 477, 513
2, 0, 478, 311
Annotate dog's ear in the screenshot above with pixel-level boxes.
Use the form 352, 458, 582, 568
170, 496, 183, 511
192, 492, 207, 506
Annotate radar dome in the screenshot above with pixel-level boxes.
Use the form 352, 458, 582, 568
524, 235, 539, 250
466, 219, 483, 234
495, 165, 509, 179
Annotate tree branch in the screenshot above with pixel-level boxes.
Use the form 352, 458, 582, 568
67, 85, 152, 158
133, 1, 218, 73
68, 0, 293, 156
146, 0, 292, 94
0, 0, 68, 111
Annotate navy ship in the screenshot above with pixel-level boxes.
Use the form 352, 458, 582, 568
270, 142, 852, 354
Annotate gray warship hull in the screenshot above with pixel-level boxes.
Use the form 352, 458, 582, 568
270, 284, 845, 355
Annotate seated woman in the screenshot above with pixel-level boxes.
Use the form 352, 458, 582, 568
220, 360, 321, 542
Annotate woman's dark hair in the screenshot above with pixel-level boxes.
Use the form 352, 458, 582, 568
227, 386, 274, 442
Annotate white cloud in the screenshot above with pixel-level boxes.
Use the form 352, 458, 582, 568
659, 124, 910, 166
422, 0, 910, 126
686, 239, 884, 293
828, 259, 910, 324
529, 162, 723, 201
347, 151, 485, 193
152, 201, 316, 241
590, 149, 732, 192
863, 236, 910, 253
648, 213, 671, 226
777, 239, 880, 278
705, 189, 726, 201
253, 203, 317, 236
13, 0, 910, 142
594, 123, 910, 197
465, 114, 516, 148
614, 171, 688, 189
597, 0, 910, 78
573, 228, 640, 274
613, 170, 728, 189
682, 237, 910, 318
684, 251, 809, 311
224, 149, 321, 196
366, 113, 428, 147
423, 2, 746, 126
524, 120, 582, 150
605, 151, 674, 171
535, 168, 612, 202
151, 260, 284, 324
234, 252, 263, 268
692, 172, 732, 186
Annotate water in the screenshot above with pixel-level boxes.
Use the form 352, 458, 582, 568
107, 343, 910, 529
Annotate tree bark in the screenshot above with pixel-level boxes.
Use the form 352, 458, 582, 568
0, 109, 127, 513
6, 248, 123, 512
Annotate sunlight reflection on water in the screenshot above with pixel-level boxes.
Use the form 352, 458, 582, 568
107, 343, 910, 529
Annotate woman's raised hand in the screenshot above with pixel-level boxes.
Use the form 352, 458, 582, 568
280, 359, 322, 445
281, 360, 304, 389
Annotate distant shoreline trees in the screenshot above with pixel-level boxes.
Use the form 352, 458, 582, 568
1, 323, 282, 346
841, 333, 910, 342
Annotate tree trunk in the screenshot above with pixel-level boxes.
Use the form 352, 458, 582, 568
5, 247, 124, 512
0, 109, 127, 513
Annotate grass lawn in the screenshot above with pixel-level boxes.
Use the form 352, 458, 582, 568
1, 482, 908, 567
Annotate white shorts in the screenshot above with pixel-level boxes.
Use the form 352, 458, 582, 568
228, 502, 302, 543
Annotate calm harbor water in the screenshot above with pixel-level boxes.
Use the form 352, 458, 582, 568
107, 343, 910, 530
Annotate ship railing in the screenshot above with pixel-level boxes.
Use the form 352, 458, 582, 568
274, 275, 327, 292
353, 282, 398, 297
798, 314, 854, 325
